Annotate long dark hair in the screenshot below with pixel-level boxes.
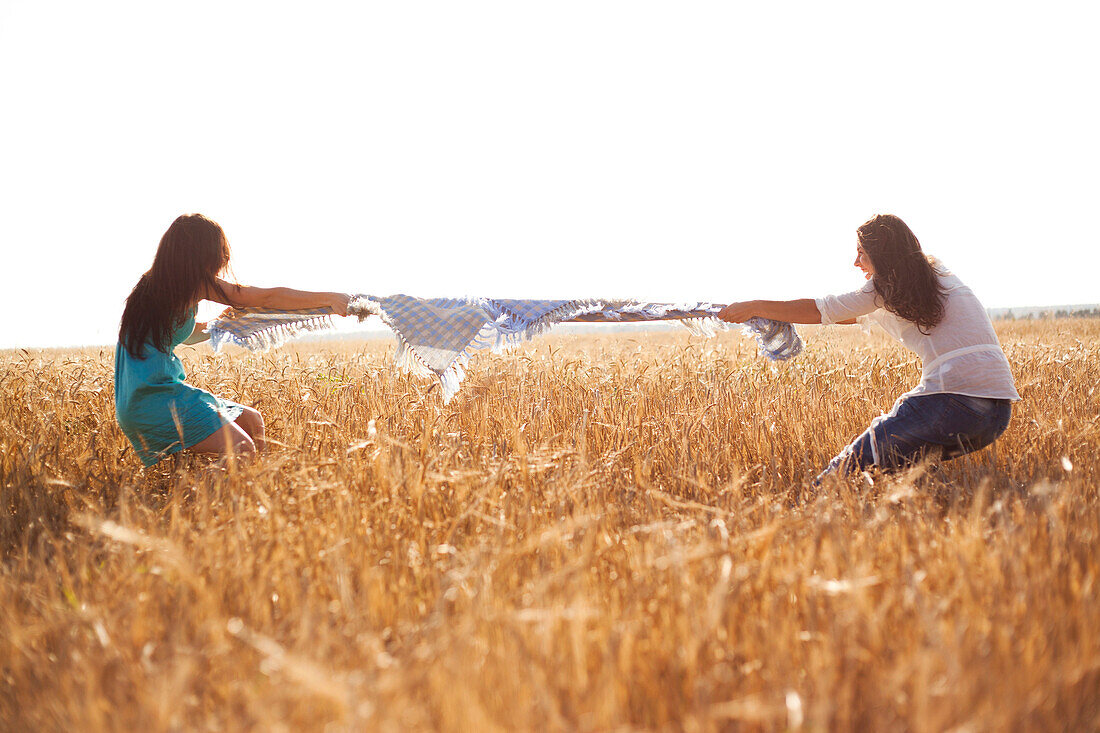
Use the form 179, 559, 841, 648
858, 214, 945, 334
119, 214, 231, 357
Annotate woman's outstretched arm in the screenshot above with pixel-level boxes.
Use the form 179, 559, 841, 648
204, 279, 351, 316
719, 299, 821, 324
718, 299, 857, 325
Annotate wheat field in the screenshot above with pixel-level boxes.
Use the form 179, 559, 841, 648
1, 319, 1098, 731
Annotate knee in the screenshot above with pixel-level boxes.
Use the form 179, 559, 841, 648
234, 430, 258, 453
833, 430, 877, 473
236, 406, 265, 435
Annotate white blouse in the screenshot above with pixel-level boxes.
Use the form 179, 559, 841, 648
814, 270, 1020, 402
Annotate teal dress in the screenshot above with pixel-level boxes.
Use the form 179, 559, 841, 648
114, 310, 245, 466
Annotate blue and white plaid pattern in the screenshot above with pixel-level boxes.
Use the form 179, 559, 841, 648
207, 307, 334, 352
208, 295, 803, 402
485, 299, 590, 343
368, 295, 499, 375
489, 299, 575, 323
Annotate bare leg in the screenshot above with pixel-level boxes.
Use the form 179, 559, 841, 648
189, 419, 256, 458
233, 406, 266, 452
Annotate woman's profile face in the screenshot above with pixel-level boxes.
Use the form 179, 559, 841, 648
854, 245, 875, 279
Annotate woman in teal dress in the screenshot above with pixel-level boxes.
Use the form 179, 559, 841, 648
115, 213, 350, 466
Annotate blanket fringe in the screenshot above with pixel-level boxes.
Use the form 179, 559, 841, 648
680, 316, 728, 338
209, 313, 334, 352
485, 298, 606, 352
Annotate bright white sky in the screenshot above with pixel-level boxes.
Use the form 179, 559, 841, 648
1, 1, 1097, 348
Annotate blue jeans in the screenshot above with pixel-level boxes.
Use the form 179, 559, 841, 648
817, 393, 1012, 481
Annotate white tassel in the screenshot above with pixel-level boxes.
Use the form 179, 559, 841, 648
209, 313, 334, 353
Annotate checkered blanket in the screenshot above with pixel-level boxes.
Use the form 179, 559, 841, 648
208, 296, 802, 402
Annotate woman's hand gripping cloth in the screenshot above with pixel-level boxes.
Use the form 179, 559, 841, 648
208, 296, 803, 402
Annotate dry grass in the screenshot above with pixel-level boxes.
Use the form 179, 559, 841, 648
2, 319, 1098, 731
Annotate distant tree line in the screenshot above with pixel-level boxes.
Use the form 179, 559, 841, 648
991, 307, 1100, 321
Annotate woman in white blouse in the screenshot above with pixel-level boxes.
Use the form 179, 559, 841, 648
718, 214, 1019, 482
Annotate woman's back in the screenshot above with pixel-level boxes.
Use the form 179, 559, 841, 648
862, 270, 1020, 400
115, 312, 195, 395
114, 309, 244, 466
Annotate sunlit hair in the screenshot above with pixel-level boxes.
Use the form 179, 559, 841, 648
119, 214, 232, 358
858, 214, 946, 334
